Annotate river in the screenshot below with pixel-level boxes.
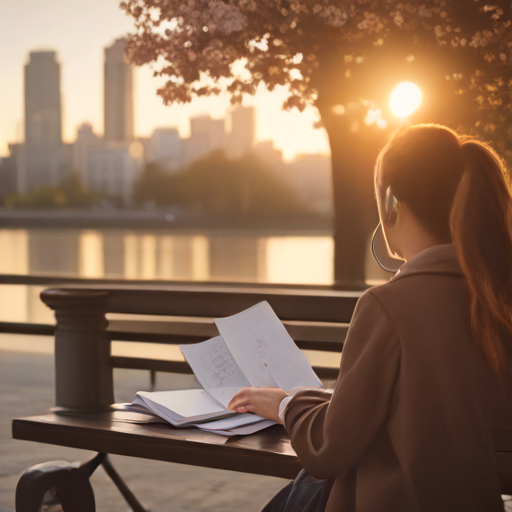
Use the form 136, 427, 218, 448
0, 227, 388, 325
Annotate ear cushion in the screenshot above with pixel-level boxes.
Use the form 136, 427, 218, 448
384, 186, 398, 226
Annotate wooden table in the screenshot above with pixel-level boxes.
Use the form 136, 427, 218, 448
13, 409, 302, 480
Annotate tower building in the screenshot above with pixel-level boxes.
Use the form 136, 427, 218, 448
25, 51, 62, 148
23, 51, 64, 190
227, 106, 255, 159
104, 38, 134, 142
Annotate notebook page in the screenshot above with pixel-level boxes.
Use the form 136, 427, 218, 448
215, 301, 323, 390
206, 387, 246, 409
180, 336, 251, 390
136, 389, 226, 420
180, 336, 251, 407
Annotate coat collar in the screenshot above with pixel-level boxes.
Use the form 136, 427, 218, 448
391, 243, 463, 282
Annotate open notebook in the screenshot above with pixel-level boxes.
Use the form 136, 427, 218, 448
133, 301, 323, 435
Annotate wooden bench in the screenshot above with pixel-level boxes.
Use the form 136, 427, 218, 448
11, 283, 512, 511
12, 283, 362, 511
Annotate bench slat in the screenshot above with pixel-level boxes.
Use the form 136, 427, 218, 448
107, 319, 347, 352
111, 356, 340, 380
107, 318, 349, 342
109, 332, 343, 353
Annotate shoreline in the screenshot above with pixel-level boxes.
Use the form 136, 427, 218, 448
0, 208, 332, 233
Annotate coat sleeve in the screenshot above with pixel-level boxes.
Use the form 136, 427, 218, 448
284, 290, 401, 479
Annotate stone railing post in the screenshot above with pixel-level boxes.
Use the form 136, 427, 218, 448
41, 289, 114, 411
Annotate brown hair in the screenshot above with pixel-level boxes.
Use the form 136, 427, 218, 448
377, 124, 512, 372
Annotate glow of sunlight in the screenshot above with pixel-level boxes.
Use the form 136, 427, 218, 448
265, 237, 334, 285
141, 235, 157, 279
364, 108, 387, 129
389, 82, 422, 118
129, 140, 144, 159
124, 234, 138, 279
79, 231, 104, 278
0, 230, 28, 274
0, 285, 28, 323
192, 236, 210, 280
158, 236, 174, 279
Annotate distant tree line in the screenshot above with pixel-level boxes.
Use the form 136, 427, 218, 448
5, 174, 100, 209
133, 152, 309, 218
4, 152, 318, 220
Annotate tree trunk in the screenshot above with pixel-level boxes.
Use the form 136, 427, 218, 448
318, 105, 387, 286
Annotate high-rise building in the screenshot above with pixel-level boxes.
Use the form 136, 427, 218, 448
227, 106, 255, 159
86, 141, 141, 202
281, 154, 333, 214
72, 123, 102, 181
253, 140, 285, 170
0, 154, 17, 202
7, 144, 26, 194
22, 51, 66, 191
181, 133, 210, 168
151, 128, 181, 171
104, 38, 133, 142
25, 51, 62, 149
190, 115, 225, 152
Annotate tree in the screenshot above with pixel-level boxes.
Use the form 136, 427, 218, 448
174, 151, 307, 218
59, 174, 101, 207
122, 0, 512, 284
133, 162, 176, 206
134, 152, 309, 218
5, 174, 99, 209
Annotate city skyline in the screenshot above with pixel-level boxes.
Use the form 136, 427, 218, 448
1, 38, 332, 212
0, 0, 331, 162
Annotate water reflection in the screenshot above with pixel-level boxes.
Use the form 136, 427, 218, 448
0, 228, 337, 283
0, 285, 49, 323
0, 227, 389, 325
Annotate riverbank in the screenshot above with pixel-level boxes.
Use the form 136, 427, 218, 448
0, 208, 332, 232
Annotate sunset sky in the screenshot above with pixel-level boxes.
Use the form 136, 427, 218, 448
0, 0, 331, 161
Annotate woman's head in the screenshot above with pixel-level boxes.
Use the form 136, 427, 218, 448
376, 125, 465, 245
375, 123, 512, 372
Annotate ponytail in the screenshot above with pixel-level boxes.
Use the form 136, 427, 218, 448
379, 124, 512, 373
451, 139, 512, 373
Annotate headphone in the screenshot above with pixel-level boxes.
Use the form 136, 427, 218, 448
383, 185, 398, 227
371, 185, 400, 273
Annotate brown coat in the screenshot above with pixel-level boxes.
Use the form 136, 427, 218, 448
284, 244, 512, 512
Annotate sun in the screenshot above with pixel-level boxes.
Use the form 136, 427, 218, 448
390, 82, 422, 118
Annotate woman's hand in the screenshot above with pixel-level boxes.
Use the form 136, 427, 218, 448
228, 387, 288, 423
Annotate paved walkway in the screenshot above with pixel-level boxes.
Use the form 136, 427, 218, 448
0, 338, 286, 512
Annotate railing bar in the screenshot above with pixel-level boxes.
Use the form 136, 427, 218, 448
111, 357, 193, 374
0, 323, 344, 352
0, 322, 55, 336
0, 273, 368, 292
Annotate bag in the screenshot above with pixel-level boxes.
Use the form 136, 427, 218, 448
261, 469, 334, 512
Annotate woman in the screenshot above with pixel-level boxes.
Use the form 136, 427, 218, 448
228, 124, 512, 511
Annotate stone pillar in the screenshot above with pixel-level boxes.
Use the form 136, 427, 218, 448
41, 289, 114, 411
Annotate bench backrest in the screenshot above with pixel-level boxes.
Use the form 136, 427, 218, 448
41, 284, 364, 411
